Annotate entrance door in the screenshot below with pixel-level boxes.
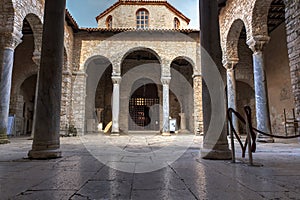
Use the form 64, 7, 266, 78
128, 80, 159, 131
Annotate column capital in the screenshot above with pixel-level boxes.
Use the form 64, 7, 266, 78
246, 35, 270, 53
161, 76, 171, 85
32, 51, 41, 66
223, 58, 239, 70
112, 75, 122, 84
0, 30, 23, 49
73, 70, 87, 76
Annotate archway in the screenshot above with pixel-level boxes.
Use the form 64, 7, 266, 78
129, 78, 160, 131
9, 15, 39, 136
170, 57, 194, 133
120, 48, 161, 133
85, 56, 113, 133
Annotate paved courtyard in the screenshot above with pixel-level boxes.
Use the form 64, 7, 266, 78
0, 134, 300, 200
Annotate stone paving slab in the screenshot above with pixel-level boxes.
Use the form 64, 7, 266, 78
0, 135, 300, 199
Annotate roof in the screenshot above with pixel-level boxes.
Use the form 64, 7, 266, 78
79, 27, 198, 33
95, 0, 190, 24
65, 9, 79, 31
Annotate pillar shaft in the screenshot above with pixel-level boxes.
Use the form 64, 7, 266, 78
0, 32, 22, 144
247, 36, 274, 143
111, 76, 121, 134
30, 55, 41, 139
200, 0, 231, 159
161, 77, 171, 135
28, 0, 66, 158
225, 60, 239, 134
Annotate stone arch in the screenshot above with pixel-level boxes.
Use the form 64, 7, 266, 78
13, 70, 38, 96
121, 47, 162, 64
119, 47, 162, 75
250, 0, 274, 37
224, 19, 248, 62
171, 56, 195, 71
219, 0, 252, 64
24, 13, 43, 58
13, 1, 44, 34
83, 55, 113, 72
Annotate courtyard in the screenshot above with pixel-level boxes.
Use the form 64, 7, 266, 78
0, 134, 300, 200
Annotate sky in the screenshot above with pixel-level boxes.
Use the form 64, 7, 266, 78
66, 0, 199, 29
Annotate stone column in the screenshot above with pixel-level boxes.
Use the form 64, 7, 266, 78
179, 113, 189, 134
28, 0, 66, 158
30, 53, 41, 139
247, 36, 274, 143
0, 32, 22, 144
161, 77, 171, 136
200, 0, 231, 159
225, 59, 239, 134
111, 75, 121, 135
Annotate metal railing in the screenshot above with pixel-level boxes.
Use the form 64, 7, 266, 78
227, 106, 300, 166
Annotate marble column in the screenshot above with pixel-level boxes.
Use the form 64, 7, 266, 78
28, 0, 66, 158
225, 59, 239, 134
247, 36, 274, 143
111, 75, 121, 135
161, 77, 171, 136
0, 32, 22, 144
30, 53, 41, 139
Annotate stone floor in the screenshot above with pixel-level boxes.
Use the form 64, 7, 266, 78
0, 134, 300, 200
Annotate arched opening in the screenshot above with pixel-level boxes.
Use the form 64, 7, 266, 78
264, 0, 294, 135
129, 78, 159, 131
170, 57, 194, 133
9, 15, 38, 136
85, 56, 113, 133
174, 17, 180, 29
106, 15, 112, 29
19, 75, 37, 135
121, 48, 161, 133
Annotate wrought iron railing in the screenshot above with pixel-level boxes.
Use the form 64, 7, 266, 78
227, 106, 300, 166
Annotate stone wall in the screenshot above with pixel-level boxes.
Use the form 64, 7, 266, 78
72, 31, 200, 134
60, 24, 75, 133
97, 4, 188, 29
284, 0, 300, 119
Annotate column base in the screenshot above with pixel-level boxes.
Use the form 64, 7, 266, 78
110, 132, 120, 136
28, 149, 62, 159
178, 129, 190, 134
0, 138, 10, 144
0, 134, 10, 144
257, 134, 274, 143
161, 132, 171, 136
201, 147, 232, 160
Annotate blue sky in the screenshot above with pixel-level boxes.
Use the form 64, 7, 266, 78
66, 0, 199, 29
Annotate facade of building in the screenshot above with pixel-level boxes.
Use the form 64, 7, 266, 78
0, 0, 299, 141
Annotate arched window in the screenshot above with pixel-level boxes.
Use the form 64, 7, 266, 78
136, 9, 149, 29
106, 16, 112, 29
174, 17, 180, 29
